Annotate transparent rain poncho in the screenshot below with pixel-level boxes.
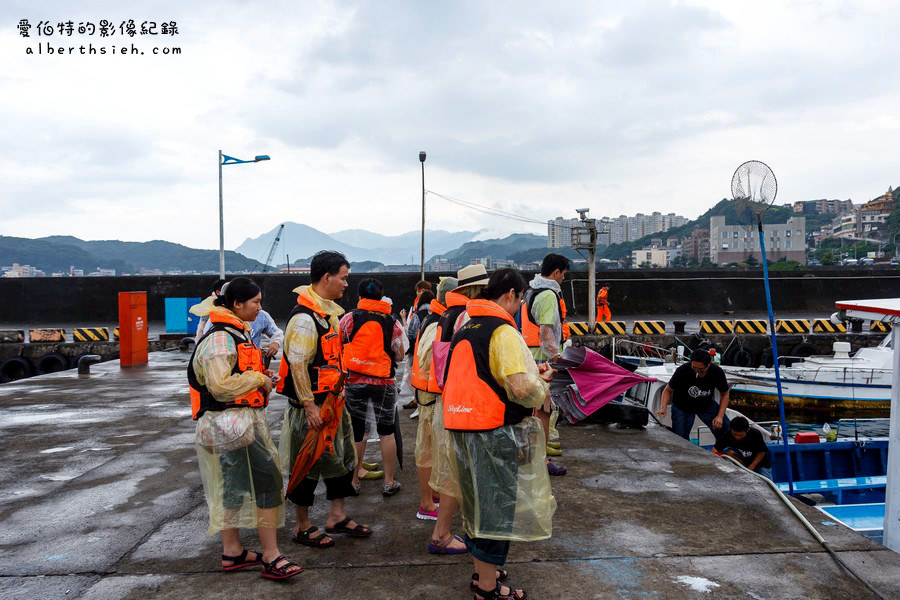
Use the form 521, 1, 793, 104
192, 318, 285, 535
414, 392, 438, 468
428, 395, 459, 498
278, 404, 356, 482
196, 409, 285, 535
448, 325, 556, 542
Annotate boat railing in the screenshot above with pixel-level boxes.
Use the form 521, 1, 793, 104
612, 338, 681, 363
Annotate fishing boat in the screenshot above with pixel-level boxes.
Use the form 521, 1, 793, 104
723, 336, 893, 412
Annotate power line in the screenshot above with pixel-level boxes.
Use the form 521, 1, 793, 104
426, 189, 577, 229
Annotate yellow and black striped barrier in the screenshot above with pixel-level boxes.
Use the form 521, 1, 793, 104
733, 319, 768, 334
633, 321, 666, 335
73, 327, 110, 342
594, 321, 628, 335
870, 321, 890, 333
775, 319, 810, 334
812, 319, 846, 333
699, 320, 733, 334
113, 327, 120, 340
568, 322, 593, 336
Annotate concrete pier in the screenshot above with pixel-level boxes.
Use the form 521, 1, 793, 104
1, 352, 898, 599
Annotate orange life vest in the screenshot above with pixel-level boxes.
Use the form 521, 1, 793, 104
410, 299, 446, 394
342, 298, 396, 379
596, 288, 609, 306
187, 310, 267, 420
277, 293, 345, 406
519, 288, 570, 348
428, 291, 468, 392
442, 299, 533, 431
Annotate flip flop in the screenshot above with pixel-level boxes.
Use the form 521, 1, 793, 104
428, 533, 468, 555
325, 516, 372, 537
221, 548, 262, 572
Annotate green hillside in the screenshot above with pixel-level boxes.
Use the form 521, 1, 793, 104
1, 236, 265, 274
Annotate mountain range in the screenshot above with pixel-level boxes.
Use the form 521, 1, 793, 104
0, 236, 265, 274
235, 223, 482, 266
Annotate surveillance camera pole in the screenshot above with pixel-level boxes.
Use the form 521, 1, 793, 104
572, 210, 599, 323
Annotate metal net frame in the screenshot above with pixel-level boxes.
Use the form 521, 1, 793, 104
731, 160, 777, 217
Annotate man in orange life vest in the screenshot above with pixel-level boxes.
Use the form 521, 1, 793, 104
519, 253, 571, 476
402, 281, 435, 410
339, 277, 405, 496
277, 251, 371, 549
596, 283, 611, 323
444, 268, 556, 600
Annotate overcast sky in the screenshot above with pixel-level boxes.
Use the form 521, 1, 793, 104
1, 0, 899, 250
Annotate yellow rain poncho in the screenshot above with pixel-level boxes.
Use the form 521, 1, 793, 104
278, 286, 356, 483
448, 316, 556, 542
413, 310, 441, 469
428, 395, 458, 497
192, 307, 284, 535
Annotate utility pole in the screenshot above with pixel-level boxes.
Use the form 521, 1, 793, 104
572, 209, 599, 323
218, 150, 225, 279
419, 151, 427, 280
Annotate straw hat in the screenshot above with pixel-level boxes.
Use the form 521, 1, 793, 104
456, 264, 489, 291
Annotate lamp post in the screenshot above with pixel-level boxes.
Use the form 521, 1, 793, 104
218, 151, 270, 279
419, 151, 426, 280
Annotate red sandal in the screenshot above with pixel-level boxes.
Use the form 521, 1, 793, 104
221, 548, 262, 572
260, 554, 303, 580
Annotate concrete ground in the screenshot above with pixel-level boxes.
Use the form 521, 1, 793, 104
0, 352, 898, 599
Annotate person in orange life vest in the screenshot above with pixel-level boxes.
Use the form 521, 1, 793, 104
402, 282, 435, 410
412, 277, 459, 523
339, 278, 406, 496
188, 277, 301, 580
277, 251, 371, 549
444, 269, 556, 600
425, 264, 490, 555
520, 253, 571, 476
596, 283, 611, 323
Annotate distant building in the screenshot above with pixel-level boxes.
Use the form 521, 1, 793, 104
632, 248, 669, 268
547, 217, 580, 248
792, 199, 854, 214
372, 264, 420, 273
2, 263, 45, 278
598, 212, 688, 246
830, 188, 894, 242
428, 258, 456, 272
682, 228, 710, 264
710, 216, 806, 265
87, 268, 116, 277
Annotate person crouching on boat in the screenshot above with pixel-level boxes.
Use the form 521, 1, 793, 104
722, 416, 772, 479
187, 277, 301, 580
656, 348, 731, 449
444, 268, 557, 600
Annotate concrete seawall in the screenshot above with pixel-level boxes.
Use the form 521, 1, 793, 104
2, 269, 899, 324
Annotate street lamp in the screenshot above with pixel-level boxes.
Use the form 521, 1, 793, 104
218, 150, 270, 279
419, 151, 426, 280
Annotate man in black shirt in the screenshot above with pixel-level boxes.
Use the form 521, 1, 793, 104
656, 349, 731, 448
722, 416, 772, 479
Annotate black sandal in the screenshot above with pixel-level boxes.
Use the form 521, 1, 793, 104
260, 554, 302, 580
221, 548, 262, 572
325, 516, 372, 537
472, 582, 526, 600
292, 526, 335, 549
470, 570, 509, 591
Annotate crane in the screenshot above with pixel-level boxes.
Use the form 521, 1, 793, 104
262, 224, 285, 272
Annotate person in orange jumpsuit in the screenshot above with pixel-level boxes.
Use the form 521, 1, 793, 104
595, 284, 611, 322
